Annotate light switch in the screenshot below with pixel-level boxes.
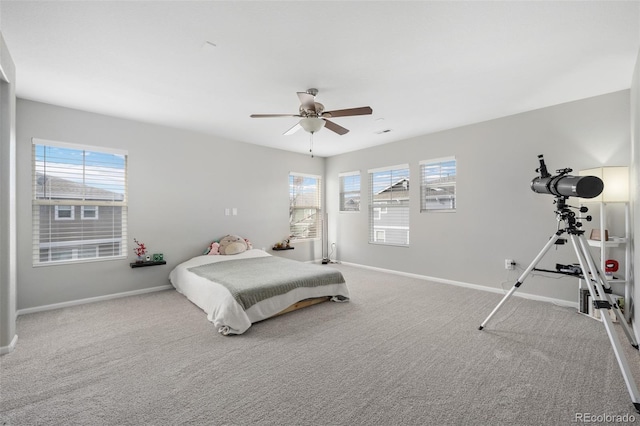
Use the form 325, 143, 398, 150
232, 208, 238, 216
225, 208, 230, 216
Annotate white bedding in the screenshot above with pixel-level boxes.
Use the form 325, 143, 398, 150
169, 249, 350, 335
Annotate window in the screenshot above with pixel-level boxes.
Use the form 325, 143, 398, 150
54, 205, 75, 220
368, 164, 410, 246
289, 172, 322, 240
32, 138, 128, 265
420, 157, 456, 212
81, 206, 99, 220
339, 171, 361, 212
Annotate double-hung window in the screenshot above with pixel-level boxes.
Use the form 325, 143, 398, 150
368, 164, 410, 246
339, 171, 360, 212
32, 138, 128, 265
289, 172, 322, 240
420, 157, 456, 212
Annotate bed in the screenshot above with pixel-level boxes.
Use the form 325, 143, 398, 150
169, 249, 350, 335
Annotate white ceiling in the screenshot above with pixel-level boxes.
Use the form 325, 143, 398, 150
1, 1, 639, 157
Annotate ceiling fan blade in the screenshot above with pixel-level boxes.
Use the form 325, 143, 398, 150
323, 119, 349, 135
322, 106, 373, 118
250, 114, 300, 118
283, 122, 302, 136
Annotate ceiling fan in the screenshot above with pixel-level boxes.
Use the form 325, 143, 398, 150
250, 88, 373, 136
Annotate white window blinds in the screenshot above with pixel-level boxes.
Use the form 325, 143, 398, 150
339, 171, 361, 212
32, 138, 128, 265
368, 164, 410, 246
420, 157, 456, 212
289, 172, 322, 240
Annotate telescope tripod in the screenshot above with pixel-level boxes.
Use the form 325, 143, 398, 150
479, 198, 640, 413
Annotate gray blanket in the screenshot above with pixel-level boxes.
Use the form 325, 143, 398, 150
188, 256, 346, 310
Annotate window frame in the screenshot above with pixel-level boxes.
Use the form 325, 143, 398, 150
420, 156, 457, 213
368, 164, 410, 247
339, 171, 361, 213
288, 172, 322, 241
32, 138, 128, 266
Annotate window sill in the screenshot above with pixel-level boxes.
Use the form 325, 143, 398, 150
420, 209, 456, 213
33, 255, 127, 267
289, 238, 321, 243
368, 242, 410, 248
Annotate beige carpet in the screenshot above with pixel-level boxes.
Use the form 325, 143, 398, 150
1, 264, 639, 425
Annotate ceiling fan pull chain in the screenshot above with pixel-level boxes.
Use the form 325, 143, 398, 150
309, 133, 314, 158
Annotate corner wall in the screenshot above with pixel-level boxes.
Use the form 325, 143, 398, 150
326, 91, 631, 305
0, 32, 17, 354
631, 47, 640, 340
16, 100, 324, 311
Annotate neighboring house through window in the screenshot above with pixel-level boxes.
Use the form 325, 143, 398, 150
339, 171, 361, 212
420, 157, 456, 212
32, 138, 128, 264
368, 164, 410, 246
289, 172, 322, 240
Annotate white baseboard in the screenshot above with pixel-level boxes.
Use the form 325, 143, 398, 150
0, 334, 18, 355
339, 261, 579, 309
16, 285, 173, 317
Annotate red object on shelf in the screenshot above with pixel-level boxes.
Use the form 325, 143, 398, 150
605, 259, 619, 273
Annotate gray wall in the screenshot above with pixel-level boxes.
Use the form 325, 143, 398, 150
13, 90, 635, 313
326, 90, 631, 305
16, 99, 324, 310
631, 48, 639, 340
0, 32, 17, 352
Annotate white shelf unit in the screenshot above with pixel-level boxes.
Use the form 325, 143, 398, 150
579, 201, 631, 323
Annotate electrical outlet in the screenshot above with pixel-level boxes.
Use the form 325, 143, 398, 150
505, 259, 515, 270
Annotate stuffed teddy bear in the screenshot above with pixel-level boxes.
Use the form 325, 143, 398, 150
205, 241, 220, 255
218, 234, 248, 255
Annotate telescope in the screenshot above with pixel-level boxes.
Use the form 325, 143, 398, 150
530, 154, 603, 198
481, 154, 640, 414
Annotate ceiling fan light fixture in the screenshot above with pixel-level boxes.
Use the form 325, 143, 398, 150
299, 117, 325, 133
